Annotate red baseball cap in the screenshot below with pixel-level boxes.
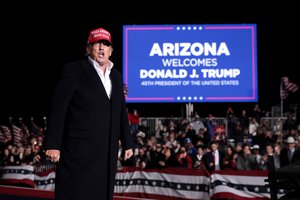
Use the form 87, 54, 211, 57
87, 27, 112, 45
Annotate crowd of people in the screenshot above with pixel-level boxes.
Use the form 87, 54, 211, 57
124, 106, 300, 171
1, 105, 300, 172
0, 123, 48, 166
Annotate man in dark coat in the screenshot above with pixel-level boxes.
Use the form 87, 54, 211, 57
280, 136, 300, 167
204, 141, 224, 172
44, 27, 134, 200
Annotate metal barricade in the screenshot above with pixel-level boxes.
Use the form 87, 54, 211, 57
260, 117, 287, 133
140, 117, 228, 137
140, 117, 182, 137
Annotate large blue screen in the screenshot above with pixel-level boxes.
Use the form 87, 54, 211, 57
123, 24, 257, 103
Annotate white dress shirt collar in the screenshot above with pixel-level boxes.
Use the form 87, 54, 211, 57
88, 57, 114, 99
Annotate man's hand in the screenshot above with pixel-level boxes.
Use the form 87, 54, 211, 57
124, 149, 133, 160
45, 149, 60, 163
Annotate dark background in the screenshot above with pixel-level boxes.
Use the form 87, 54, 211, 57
0, 9, 299, 120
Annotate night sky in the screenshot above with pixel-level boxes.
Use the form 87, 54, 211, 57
0, 10, 299, 120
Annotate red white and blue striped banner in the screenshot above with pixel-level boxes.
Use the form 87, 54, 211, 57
115, 167, 210, 200
210, 170, 285, 200
0, 165, 35, 188
34, 168, 56, 191
1, 165, 291, 199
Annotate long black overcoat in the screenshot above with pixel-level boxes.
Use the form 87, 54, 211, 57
44, 60, 134, 200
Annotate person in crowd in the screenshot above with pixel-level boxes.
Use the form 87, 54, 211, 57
226, 107, 235, 122
128, 109, 140, 135
189, 115, 205, 136
186, 123, 196, 141
159, 125, 169, 141
261, 130, 276, 154
194, 145, 207, 169
134, 147, 149, 169
251, 144, 262, 164
165, 131, 178, 149
249, 117, 259, 137
231, 120, 244, 145
23, 145, 35, 165
0, 148, 11, 165
192, 128, 211, 148
283, 114, 298, 131
222, 145, 237, 170
43, 27, 134, 200
236, 143, 258, 170
235, 142, 243, 156
280, 136, 300, 167
14, 146, 26, 165
274, 144, 281, 156
156, 147, 175, 168
239, 109, 249, 130
226, 107, 235, 138
260, 143, 280, 171
177, 131, 188, 147
213, 133, 227, 154
7, 145, 18, 165
205, 141, 224, 171
138, 120, 150, 138
175, 146, 193, 168
148, 143, 163, 168
252, 104, 263, 122
184, 137, 197, 160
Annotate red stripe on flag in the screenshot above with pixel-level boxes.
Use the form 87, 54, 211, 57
211, 192, 270, 200
114, 192, 197, 200
0, 185, 54, 199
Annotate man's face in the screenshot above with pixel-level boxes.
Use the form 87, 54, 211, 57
287, 143, 295, 149
266, 146, 273, 154
211, 143, 218, 151
243, 146, 251, 155
87, 40, 112, 65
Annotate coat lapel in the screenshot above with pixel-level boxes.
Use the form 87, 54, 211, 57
82, 60, 109, 99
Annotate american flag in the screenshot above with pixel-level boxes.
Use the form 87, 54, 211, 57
280, 77, 299, 99
0, 165, 35, 188
20, 120, 31, 145
114, 167, 211, 200
1, 165, 292, 199
0, 128, 5, 142
12, 124, 24, 145
34, 168, 56, 191
31, 118, 44, 136
210, 170, 287, 200
0, 124, 13, 141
